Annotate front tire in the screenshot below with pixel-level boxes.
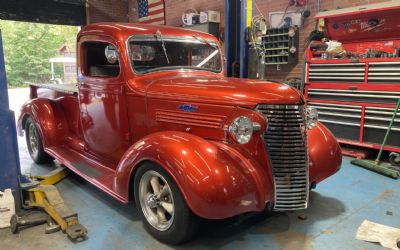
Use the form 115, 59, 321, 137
134, 162, 199, 245
25, 117, 53, 164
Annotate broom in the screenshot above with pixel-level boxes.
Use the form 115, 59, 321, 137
351, 98, 400, 179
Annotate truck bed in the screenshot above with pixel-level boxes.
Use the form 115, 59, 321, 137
27, 82, 78, 95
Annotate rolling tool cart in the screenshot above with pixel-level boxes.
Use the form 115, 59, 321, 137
304, 2, 400, 156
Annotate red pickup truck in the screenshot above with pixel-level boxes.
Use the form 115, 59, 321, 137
18, 23, 341, 244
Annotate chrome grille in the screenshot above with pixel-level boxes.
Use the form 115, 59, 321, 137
256, 104, 309, 211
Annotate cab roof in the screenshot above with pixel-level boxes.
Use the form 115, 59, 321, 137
78, 22, 219, 42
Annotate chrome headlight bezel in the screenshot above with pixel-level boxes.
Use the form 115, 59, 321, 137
306, 106, 318, 129
228, 116, 254, 144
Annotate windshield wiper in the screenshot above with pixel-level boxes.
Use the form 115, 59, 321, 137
155, 30, 170, 64
192, 35, 217, 49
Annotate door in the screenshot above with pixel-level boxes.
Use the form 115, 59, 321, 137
77, 36, 130, 164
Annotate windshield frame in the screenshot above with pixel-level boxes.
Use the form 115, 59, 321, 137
126, 35, 223, 75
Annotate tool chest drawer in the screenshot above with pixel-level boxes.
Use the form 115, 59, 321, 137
308, 101, 400, 150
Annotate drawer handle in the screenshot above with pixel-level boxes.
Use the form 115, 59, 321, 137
348, 86, 358, 91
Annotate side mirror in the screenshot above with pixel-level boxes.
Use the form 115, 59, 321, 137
105, 44, 118, 64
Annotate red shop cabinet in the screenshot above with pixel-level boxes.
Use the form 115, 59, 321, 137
304, 2, 400, 153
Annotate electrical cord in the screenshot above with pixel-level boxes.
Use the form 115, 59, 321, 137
278, 1, 292, 27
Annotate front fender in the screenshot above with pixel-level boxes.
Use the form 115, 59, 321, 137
18, 98, 68, 148
115, 131, 272, 219
308, 122, 342, 184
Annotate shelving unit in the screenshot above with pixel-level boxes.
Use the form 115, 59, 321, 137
262, 27, 298, 65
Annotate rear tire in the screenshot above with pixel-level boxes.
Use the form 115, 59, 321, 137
134, 162, 199, 245
25, 117, 53, 164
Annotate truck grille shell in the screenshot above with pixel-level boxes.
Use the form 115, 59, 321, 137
256, 104, 309, 211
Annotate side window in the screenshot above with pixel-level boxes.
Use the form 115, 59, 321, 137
83, 42, 120, 77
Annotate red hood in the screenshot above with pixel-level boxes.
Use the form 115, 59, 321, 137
142, 72, 303, 107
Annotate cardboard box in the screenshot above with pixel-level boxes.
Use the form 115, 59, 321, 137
200, 11, 220, 23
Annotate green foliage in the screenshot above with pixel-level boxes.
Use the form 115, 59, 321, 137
0, 20, 77, 87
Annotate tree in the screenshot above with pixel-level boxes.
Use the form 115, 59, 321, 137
0, 20, 78, 87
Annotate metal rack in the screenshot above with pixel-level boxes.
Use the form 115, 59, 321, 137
262, 27, 298, 65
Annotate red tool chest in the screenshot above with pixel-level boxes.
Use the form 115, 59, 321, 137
305, 2, 400, 153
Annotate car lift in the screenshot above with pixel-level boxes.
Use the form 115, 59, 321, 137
0, 31, 22, 209
11, 167, 88, 240
224, 0, 253, 78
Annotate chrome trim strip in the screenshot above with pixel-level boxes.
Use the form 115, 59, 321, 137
308, 92, 400, 99
310, 63, 365, 66
369, 62, 400, 65
309, 105, 362, 112
308, 102, 362, 109
310, 72, 364, 76
309, 88, 400, 95
309, 68, 365, 72
318, 119, 360, 126
365, 116, 400, 122
368, 73, 400, 76
309, 76, 364, 80
318, 111, 361, 118
364, 124, 400, 131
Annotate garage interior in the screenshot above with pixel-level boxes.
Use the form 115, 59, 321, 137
0, 0, 400, 249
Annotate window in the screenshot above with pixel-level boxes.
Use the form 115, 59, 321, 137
129, 37, 222, 74
64, 64, 76, 73
83, 42, 120, 77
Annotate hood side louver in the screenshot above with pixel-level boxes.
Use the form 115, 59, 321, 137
155, 110, 226, 129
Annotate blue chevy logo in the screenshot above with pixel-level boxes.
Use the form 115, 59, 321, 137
178, 104, 198, 112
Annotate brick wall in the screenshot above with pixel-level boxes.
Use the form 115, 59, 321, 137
87, 0, 129, 23
127, 0, 224, 26
88, 0, 392, 81
163, 1, 224, 27
255, 0, 392, 82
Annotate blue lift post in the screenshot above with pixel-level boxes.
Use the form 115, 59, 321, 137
224, 0, 253, 78
224, 0, 234, 77
239, 0, 253, 78
0, 30, 22, 209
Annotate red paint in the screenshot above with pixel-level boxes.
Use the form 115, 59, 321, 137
18, 23, 341, 219
316, 7, 400, 42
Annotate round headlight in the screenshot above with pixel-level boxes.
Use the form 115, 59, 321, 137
229, 116, 253, 144
306, 106, 318, 129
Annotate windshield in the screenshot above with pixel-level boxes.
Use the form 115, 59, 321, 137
128, 36, 222, 74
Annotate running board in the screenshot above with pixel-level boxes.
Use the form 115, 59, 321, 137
45, 146, 128, 204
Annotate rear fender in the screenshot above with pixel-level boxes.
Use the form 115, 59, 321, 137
18, 98, 68, 148
115, 131, 272, 219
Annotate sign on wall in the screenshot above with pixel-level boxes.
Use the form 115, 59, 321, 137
269, 11, 303, 28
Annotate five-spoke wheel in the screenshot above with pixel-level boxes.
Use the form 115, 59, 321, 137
25, 117, 53, 164
139, 170, 175, 231
134, 162, 199, 244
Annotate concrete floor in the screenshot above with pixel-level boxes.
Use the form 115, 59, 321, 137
1, 88, 399, 250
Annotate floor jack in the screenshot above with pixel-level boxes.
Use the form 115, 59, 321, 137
11, 167, 88, 241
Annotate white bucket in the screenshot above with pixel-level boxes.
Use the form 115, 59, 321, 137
0, 189, 16, 228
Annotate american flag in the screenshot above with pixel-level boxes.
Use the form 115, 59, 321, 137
137, 0, 165, 25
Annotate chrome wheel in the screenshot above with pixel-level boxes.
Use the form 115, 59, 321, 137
28, 122, 39, 155
139, 170, 175, 231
